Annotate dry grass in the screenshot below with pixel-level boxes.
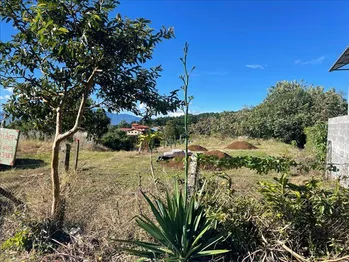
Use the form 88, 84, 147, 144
0, 137, 322, 261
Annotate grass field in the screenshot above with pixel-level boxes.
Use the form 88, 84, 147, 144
0, 136, 322, 261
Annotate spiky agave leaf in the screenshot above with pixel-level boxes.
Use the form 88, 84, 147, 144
116, 183, 230, 261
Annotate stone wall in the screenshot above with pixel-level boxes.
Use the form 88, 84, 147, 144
327, 115, 349, 187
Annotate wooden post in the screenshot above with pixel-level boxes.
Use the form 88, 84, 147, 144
64, 143, 71, 171
188, 153, 199, 196
60, 143, 71, 172
74, 139, 80, 171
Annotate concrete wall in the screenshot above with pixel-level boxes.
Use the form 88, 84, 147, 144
327, 115, 349, 187
73, 131, 95, 149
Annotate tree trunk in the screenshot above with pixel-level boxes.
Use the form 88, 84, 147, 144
51, 138, 61, 216
49, 68, 100, 217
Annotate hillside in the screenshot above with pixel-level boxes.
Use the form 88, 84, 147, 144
106, 113, 141, 125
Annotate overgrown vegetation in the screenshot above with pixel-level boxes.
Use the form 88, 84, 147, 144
100, 127, 136, 151
203, 175, 349, 261
304, 121, 328, 163
1, 1, 349, 262
148, 81, 347, 148
0, 0, 180, 216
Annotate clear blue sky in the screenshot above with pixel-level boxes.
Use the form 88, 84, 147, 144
117, 0, 349, 114
1, 0, 349, 115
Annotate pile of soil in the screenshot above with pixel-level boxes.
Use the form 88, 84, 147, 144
161, 156, 191, 170
188, 145, 208, 152
203, 150, 232, 159
225, 141, 258, 150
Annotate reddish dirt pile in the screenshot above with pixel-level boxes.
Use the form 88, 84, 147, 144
203, 150, 231, 159
188, 145, 208, 152
225, 141, 258, 150
161, 156, 190, 170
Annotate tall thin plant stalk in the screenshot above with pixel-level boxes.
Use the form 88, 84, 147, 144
180, 42, 195, 200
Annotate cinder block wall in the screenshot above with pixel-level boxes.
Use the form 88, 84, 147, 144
327, 115, 349, 187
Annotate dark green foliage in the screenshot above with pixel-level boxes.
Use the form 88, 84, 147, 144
83, 108, 111, 140
304, 122, 328, 162
117, 120, 131, 128
198, 154, 297, 174
118, 184, 229, 261
176, 81, 346, 146
163, 119, 181, 143
100, 127, 135, 151
259, 175, 349, 257
0, 0, 179, 138
203, 175, 349, 261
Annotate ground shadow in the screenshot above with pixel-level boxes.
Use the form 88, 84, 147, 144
0, 199, 14, 229
0, 158, 46, 171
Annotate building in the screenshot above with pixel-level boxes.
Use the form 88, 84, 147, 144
119, 123, 150, 136
327, 46, 349, 186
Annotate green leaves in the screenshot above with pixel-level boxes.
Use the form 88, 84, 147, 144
58, 27, 69, 33
117, 185, 230, 261
0, 0, 180, 138
198, 154, 297, 174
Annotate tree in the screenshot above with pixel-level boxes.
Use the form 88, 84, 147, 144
0, 0, 179, 216
117, 120, 131, 128
9, 101, 111, 140
100, 127, 135, 151
163, 120, 179, 144
84, 108, 111, 141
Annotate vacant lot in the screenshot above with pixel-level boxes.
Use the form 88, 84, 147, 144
0, 136, 320, 261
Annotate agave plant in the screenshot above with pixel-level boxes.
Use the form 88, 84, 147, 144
118, 184, 229, 261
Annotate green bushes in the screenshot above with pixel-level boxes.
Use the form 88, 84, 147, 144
198, 154, 298, 174
204, 175, 349, 261
304, 121, 328, 162
100, 128, 136, 151
259, 175, 349, 258
1, 216, 70, 253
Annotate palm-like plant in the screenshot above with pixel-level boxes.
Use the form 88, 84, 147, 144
119, 184, 229, 261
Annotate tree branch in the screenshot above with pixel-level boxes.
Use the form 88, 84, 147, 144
57, 68, 101, 142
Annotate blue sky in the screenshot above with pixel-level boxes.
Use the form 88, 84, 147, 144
117, 0, 349, 115
1, 0, 349, 116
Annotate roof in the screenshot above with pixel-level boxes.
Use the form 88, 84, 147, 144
329, 46, 349, 72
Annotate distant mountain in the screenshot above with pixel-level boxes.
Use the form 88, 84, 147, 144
106, 113, 141, 125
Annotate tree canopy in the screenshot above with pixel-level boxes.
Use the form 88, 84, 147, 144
0, 0, 180, 215
0, 0, 179, 135
154, 81, 347, 147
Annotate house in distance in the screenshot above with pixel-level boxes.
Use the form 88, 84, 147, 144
119, 123, 150, 136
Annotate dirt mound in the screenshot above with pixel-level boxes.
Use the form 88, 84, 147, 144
203, 150, 231, 159
225, 141, 257, 150
188, 145, 208, 151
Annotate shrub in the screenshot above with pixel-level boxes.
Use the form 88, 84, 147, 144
202, 174, 349, 261
259, 174, 349, 258
304, 121, 328, 163
100, 128, 135, 151
1, 216, 70, 253
197, 154, 297, 174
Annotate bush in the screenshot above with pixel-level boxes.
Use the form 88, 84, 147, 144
304, 122, 328, 163
259, 175, 349, 258
1, 215, 70, 253
202, 175, 349, 261
100, 128, 135, 151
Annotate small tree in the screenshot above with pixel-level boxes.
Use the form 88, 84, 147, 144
0, 0, 179, 216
